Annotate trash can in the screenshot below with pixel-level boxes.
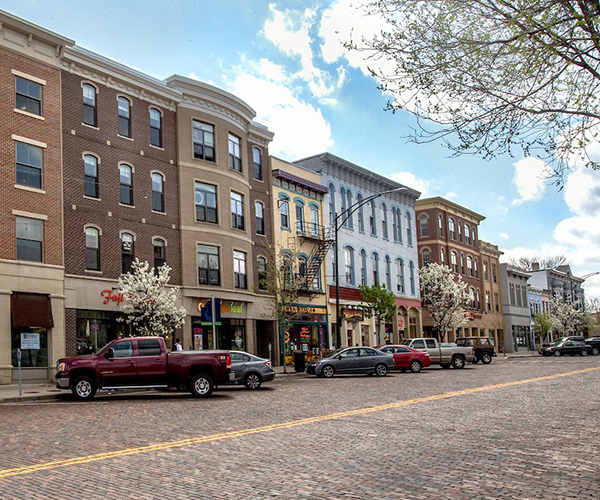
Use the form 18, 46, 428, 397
293, 350, 306, 372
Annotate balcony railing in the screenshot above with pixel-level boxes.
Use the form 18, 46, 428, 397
295, 221, 327, 241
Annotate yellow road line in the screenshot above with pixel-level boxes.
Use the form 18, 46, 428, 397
1, 366, 598, 479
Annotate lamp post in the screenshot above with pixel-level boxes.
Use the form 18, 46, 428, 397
332, 186, 409, 346
575, 272, 600, 312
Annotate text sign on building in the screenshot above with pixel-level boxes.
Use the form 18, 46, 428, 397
21, 333, 40, 350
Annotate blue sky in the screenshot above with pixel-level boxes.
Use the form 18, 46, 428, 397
5, 0, 600, 298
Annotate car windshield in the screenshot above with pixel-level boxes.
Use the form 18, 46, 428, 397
94, 341, 112, 355
324, 348, 346, 358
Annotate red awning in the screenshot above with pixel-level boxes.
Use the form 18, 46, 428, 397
395, 297, 422, 309
11, 293, 54, 328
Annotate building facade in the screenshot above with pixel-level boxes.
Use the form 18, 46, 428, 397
528, 264, 586, 308
0, 12, 73, 383
500, 264, 532, 353
416, 197, 485, 342
476, 241, 504, 351
165, 76, 276, 359
271, 157, 329, 365
295, 153, 422, 348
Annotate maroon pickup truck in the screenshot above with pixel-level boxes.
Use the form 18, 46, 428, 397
55, 336, 233, 400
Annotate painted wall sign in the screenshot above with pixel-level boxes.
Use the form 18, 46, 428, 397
101, 289, 124, 306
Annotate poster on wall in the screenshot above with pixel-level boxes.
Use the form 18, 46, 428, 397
21, 333, 40, 350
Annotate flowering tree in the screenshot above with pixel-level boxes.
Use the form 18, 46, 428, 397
420, 263, 470, 342
118, 258, 186, 337
549, 295, 583, 336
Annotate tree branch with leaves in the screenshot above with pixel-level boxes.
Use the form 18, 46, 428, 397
359, 284, 397, 345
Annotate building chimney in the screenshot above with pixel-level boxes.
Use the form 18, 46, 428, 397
532, 262, 540, 271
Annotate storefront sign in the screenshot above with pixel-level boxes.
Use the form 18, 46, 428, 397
285, 305, 326, 314
21, 333, 40, 350
197, 299, 222, 325
342, 308, 363, 323
466, 312, 483, 320
101, 289, 124, 306
397, 318, 404, 329
221, 302, 244, 315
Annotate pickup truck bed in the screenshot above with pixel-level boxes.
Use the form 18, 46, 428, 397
401, 338, 475, 369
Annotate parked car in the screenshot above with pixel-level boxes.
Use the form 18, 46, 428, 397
401, 338, 475, 369
229, 351, 275, 389
55, 337, 233, 400
306, 347, 395, 378
376, 345, 431, 373
456, 337, 495, 364
539, 340, 593, 357
584, 337, 600, 356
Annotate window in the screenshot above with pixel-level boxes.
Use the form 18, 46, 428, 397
198, 245, 220, 285
82, 84, 96, 126
385, 256, 391, 290
193, 121, 215, 161
195, 182, 218, 223
458, 223, 462, 241
280, 197, 289, 229
328, 184, 335, 225
449, 218, 455, 239
492, 264, 497, 283
397, 259, 405, 293
234, 251, 247, 289
296, 202, 305, 234
85, 227, 100, 270
231, 192, 244, 230
372, 252, 379, 285
255, 202, 265, 235
299, 256, 307, 280
409, 261, 415, 295
396, 209, 403, 242
469, 287, 476, 308
474, 259, 479, 278
312, 260, 322, 291
460, 254, 465, 274
357, 194, 364, 232
370, 201, 377, 236
152, 173, 164, 212
154, 238, 166, 270
113, 341, 133, 357
360, 250, 367, 286
150, 108, 162, 147
138, 339, 161, 357
310, 206, 319, 236
15, 76, 42, 116
345, 247, 354, 285
467, 256, 473, 276
440, 248, 445, 264
16, 141, 42, 189
228, 133, 242, 171
121, 233, 134, 274
484, 261, 489, 281
120, 164, 133, 205
253, 147, 262, 180
494, 292, 500, 312
346, 190, 353, 228
451, 251, 458, 272
419, 215, 429, 237
84, 155, 98, 198
406, 212, 413, 246
382, 204, 388, 239
392, 208, 397, 241
257, 257, 267, 290
422, 249, 430, 266
465, 224, 471, 245
486, 291, 491, 311
118, 97, 131, 137
509, 283, 515, 305
438, 215, 443, 237
16, 217, 43, 262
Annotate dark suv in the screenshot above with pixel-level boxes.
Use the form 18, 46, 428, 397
584, 337, 600, 356
456, 337, 495, 364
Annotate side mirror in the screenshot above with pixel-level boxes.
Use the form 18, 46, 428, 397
104, 348, 114, 360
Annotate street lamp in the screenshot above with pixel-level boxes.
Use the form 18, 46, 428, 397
576, 272, 600, 312
332, 186, 409, 347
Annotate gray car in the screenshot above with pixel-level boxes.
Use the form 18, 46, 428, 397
230, 351, 275, 389
306, 347, 395, 378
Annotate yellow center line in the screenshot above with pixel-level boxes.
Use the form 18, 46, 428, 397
1, 366, 598, 479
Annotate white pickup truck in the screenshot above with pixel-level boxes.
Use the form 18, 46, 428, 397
401, 338, 475, 369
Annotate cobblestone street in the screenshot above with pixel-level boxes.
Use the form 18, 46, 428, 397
1, 357, 599, 499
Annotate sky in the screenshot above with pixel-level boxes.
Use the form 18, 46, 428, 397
4, 0, 600, 299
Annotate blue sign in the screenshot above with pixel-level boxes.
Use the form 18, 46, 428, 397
200, 298, 221, 325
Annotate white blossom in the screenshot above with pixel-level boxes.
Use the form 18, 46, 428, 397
117, 259, 186, 337
549, 295, 583, 336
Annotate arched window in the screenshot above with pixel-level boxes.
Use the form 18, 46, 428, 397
372, 252, 380, 285
118, 96, 131, 137
474, 258, 479, 278
381, 204, 388, 239
153, 238, 166, 269
360, 249, 367, 286
409, 261, 415, 295
150, 108, 162, 147
344, 247, 355, 285
85, 227, 100, 271
422, 248, 431, 266
396, 259, 405, 293
340, 187, 347, 223
120, 164, 133, 205
419, 215, 429, 237
310, 205, 319, 236
84, 154, 98, 198
406, 212, 413, 246
346, 190, 353, 228
298, 255, 307, 278
392, 207, 397, 241
280, 196, 289, 229
460, 253, 465, 274
448, 218, 455, 239
82, 84, 97, 126
440, 248, 445, 264
295, 201, 305, 234
467, 256, 473, 276
328, 184, 335, 225
257, 256, 268, 290
465, 224, 471, 245
397, 208, 403, 242
121, 232, 134, 274
357, 194, 364, 232
370, 200, 377, 236
451, 251, 458, 272
152, 172, 164, 212
385, 255, 391, 290
469, 287, 476, 308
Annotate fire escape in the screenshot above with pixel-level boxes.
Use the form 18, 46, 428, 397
293, 220, 334, 299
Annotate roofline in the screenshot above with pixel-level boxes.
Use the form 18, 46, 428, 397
416, 196, 485, 222
0, 10, 75, 47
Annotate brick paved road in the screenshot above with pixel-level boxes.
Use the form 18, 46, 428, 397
1, 356, 599, 499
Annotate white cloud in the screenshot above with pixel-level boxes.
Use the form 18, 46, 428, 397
499, 233, 509, 240
445, 191, 458, 199
511, 157, 549, 205
389, 172, 429, 196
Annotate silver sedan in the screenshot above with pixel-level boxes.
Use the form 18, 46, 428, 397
230, 351, 275, 389
306, 347, 395, 378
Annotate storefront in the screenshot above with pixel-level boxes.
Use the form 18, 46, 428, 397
283, 304, 328, 363
190, 298, 248, 351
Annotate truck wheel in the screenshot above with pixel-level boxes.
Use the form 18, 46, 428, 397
440, 363, 451, 369
481, 352, 492, 364
244, 372, 262, 390
71, 376, 97, 401
452, 356, 466, 369
409, 360, 422, 373
322, 365, 335, 378
189, 373, 214, 398
375, 363, 388, 376
592, 347, 599, 356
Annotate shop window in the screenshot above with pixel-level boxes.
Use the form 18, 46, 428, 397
16, 216, 43, 262
15, 76, 42, 116
118, 96, 131, 137
76, 310, 129, 355
152, 172, 164, 212
195, 182, 218, 223
193, 120, 215, 162
85, 227, 100, 271
84, 155, 99, 198
11, 327, 47, 368
16, 141, 42, 189
218, 319, 246, 351
83, 84, 97, 126
198, 244, 220, 285
121, 232, 134, 274
150, 108, 162, 147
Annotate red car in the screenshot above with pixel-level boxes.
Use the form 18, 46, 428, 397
376, 345, 432, 373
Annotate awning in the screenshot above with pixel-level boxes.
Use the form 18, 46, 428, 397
11, 292, 54, 328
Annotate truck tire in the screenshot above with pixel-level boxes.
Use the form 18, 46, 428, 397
409, 360, 422, 373
452, 356, 466, 369
481, 352, 492, 364
375, 363, 388, 376
244, 372, 262, 390
189, 373, 214, 398
71, 375, 97, 401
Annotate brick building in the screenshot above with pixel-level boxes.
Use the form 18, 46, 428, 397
0, 12, 73, 383
60, 47, 182, 357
